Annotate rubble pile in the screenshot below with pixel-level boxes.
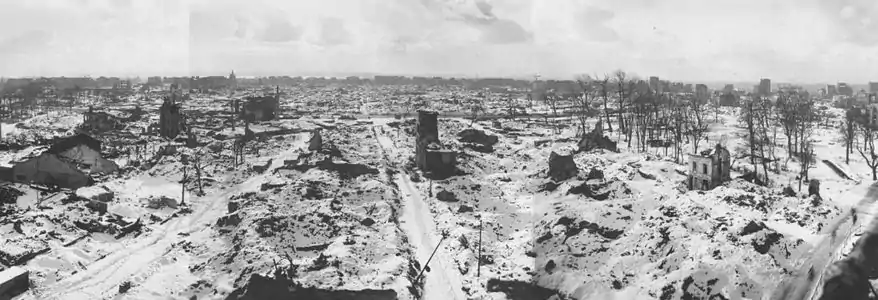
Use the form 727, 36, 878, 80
457, 128, 499, 153
577, 121, 618, 153
534, 173, 842, 299
183, 126, 420, 300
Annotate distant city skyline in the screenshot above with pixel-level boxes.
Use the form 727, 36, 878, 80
3, 0, 878, 83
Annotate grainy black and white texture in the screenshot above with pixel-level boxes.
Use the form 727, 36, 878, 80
1, 1, 878, 300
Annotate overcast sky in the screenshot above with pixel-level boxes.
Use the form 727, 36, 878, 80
2, 0, 878, 83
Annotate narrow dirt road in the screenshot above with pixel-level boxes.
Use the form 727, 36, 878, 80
373, 124, 467, 300
26, 139, 308, 300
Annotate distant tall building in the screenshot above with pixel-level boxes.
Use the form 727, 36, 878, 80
827, 84, 837, 96
870, 82, 878, 94
838, 82, 854, 97
723, 84, 734, 93
229, 70, 237, 90
758, 78, 771, 96
696, 84, 709, 103
671, 82, 684, 93
661, 80, 670, 94
649, 76, 660, 93
684, 84, 693, 93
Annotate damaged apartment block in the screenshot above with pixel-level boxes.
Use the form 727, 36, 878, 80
415, 110, 456, 178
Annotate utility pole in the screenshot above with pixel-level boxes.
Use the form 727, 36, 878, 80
478, 215, 483, 278
181, 155, 188, 206
416, 235, 446, 281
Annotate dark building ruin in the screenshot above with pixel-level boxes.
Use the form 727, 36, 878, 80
240, 86, 281, 122
415, 110, 456, 177
159, 85, 185, 138
82, 107, 121, 133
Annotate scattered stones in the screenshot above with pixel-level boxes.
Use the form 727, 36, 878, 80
360, 218, 375, 227
457, 205, 474, 213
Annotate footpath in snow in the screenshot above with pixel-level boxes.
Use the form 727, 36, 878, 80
373, 124, 467, 300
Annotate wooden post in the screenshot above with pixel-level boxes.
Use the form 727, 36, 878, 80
478, 216, 483, 278
181, 165, 187, 206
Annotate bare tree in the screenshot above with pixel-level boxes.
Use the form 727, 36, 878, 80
841, 108, 858, 164
543, 90, 561, 134
503, 92, 517, 120
469, 100, 485, 127
777, 92, 799, 155
857, 122, 878, 180
739, 98, 762, 183
574, 75, 598, 136
596, 74, 614, 132
193, 150, 204, 196
688, 98, 710, 155
613, 70, 629, 136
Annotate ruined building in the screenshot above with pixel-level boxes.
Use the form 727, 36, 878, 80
83, 106, 121, 132
688, 144, 731, 190
159, 85, 184, 138
578, 120, 618, 152
415, 110, 456, 177
240, 86, 281, 122
11, 134, 118, 189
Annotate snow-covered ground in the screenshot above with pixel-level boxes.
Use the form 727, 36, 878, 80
0, 100, 875, 300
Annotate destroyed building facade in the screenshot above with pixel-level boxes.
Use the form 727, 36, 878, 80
11, 134, 117, 189
159, 85, 184, 138
83, 107, 120, 132
240, 86, 281, 122
415, 110, 456, 176
688, 144, 731, 190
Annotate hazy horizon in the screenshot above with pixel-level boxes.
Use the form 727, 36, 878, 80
2, 0, 878, 83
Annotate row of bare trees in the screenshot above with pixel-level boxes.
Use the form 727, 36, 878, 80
735, 92, 819, 188
840, 106, 878, 180
568, 71, 711, 164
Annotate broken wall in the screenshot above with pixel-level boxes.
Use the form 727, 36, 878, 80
159, 99, 183, 138
415, 110, 455, 176
12, 153, 91, 189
